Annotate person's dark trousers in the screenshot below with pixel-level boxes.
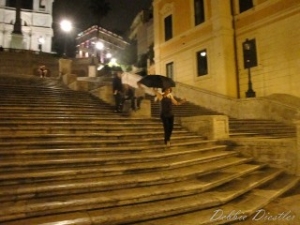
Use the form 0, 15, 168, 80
160, 115, 174, 144
114, 93, 122, 112
131, 97, 136, 110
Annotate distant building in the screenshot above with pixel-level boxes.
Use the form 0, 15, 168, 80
76, 25, 130, 65
153, 0, 300, 98
128, 6, 154, 75
0, 0, 54, 52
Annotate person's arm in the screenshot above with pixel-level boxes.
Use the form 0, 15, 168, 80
153, 88, 163, 101
170, 94, 186, 105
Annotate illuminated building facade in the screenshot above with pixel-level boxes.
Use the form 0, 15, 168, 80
0, 0, 54, 52
153, 0, 300, 98
76, 25, 130, 65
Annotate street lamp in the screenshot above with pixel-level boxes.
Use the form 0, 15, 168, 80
60, 19, 72, 57
243, 39, 256, 98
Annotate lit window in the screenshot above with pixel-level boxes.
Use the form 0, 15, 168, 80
166, 62, 174, 79
196, 49, 208, 76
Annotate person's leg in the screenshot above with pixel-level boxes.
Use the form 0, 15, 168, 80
118, 94, 124, 112
137, 97, 144, 109
131, 97, 136, 110
114, 93, 122, 112
166, 116, 174, 144
161, 115, 171, 145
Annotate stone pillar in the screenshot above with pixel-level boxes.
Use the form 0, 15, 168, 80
210, 0, 237, 98
59, 58, 72, 76
180, 115, 229, 140
10, 0, 24, 49
88, 65, 97, 77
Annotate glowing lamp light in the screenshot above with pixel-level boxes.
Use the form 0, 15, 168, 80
95, 42, 104, 50
60, 20, 72, 32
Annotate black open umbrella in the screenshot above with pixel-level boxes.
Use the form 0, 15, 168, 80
139, 75, 175, 89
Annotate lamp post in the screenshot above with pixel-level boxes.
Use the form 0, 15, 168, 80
243, 39, 256, 98
60, 19, 72, 57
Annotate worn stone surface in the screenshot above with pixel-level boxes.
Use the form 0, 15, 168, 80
234, 194, 300, 225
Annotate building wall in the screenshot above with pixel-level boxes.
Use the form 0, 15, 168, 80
153, 0, 300, 99
234, 0, 300, 98
0, 0, 54, 53
153, 0, 237, 97
128, 7, 154, 74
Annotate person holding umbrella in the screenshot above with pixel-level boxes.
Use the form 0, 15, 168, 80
139, 74, 186, 146
153, 87, 186, 146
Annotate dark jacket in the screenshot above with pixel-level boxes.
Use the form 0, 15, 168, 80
112, 76, 122, 93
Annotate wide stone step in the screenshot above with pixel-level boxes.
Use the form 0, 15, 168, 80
2, 167, 294, 225
0, 104, 110, 109
0, 126, 186, 135
0, 148, 237, 199
0, 144, 225, 169
0, 146, 230, 169
0, 136, 208, 151
0, 144, 229, 186
0, 120, 186, 135
0, 117, 158, 123
132, 174, 299, 225
229, 119, 289, 123
0, 102, 109, 108
229, 123, 295, 129
0, 94, 105, 101
230, 131, 296, 136
0, 130, 194, 142
0, 139, 218, 156
0, 158, 258, 223
0, 110, 115, 118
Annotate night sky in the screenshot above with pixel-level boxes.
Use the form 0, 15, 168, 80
52, 0, 152, 56
53, 0, 153, 35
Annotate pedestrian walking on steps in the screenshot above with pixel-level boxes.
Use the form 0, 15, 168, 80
121, 84, 135, 115
112, 70, 123, 112
135, 81, 145, 110
153, 87, 186, 146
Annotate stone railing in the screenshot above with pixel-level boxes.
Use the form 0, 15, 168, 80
173, 82, 300, 125
59, 59, 151, 118
0, 49, 59, 77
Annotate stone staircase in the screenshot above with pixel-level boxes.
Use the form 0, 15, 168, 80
150, 99, 297, 138
0, 74, 299, 225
